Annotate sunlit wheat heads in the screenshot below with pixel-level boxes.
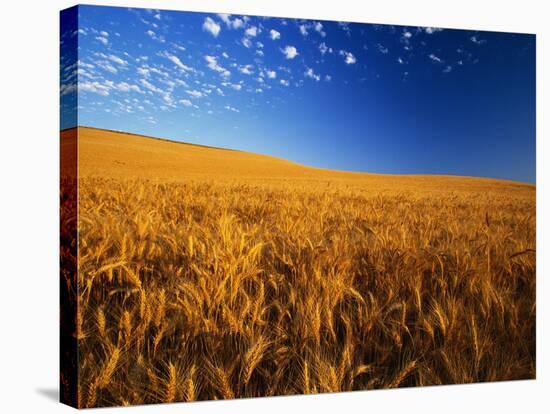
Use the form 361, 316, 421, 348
66, 128, 536, 408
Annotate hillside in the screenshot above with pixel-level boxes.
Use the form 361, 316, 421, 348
61, 127, 534, 195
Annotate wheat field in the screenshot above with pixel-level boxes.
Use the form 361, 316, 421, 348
60, 127, 536, 408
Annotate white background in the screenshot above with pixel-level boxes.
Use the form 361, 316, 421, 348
0, 0, 547, 412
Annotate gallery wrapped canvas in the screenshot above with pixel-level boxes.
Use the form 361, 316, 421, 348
60, 5, 536, 409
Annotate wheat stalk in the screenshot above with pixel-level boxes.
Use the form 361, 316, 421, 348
165, 362, 178, 402
242, 336, 269, 385
96, 347, 120, 388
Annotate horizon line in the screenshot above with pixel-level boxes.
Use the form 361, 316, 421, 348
61, 125, 536, 186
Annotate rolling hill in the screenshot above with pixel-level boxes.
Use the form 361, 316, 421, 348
61, 127, 534, 195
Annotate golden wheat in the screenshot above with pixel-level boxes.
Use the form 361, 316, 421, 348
60, 128, 536, 407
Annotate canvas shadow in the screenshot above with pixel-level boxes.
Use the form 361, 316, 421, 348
36, 388, 59, 402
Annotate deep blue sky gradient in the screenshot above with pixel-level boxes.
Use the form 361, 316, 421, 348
60, 6, 536, 183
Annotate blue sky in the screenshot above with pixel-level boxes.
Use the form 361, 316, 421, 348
60, 6, 536, 183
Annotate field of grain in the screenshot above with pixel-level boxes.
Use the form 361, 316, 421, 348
61, 127, 536, 408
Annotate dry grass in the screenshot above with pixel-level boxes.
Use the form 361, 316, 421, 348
61, 127, 536, 407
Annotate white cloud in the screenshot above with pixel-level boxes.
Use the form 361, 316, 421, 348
398, 57, 404, 64
245, 26, 258, 37
186, 89, 204, 98
443, 65, 453, 73
97, 62, 118, 74
60, 83, 76, 97
339, 50, 356, 64
256, 41, 264, 49
280, 79, 290, 86
222, 52, 229, 58
429, 53, 443, 63
281, 45, 299, 59
153, 13, 161, 20
232, 18, 244, 29
203, 17, 221, 37
270, 29, 281, 40
137, 67, 150, 77
400, 31, 413, 47
346, 54, 357, 64
162, 52, 192, 71
95, 36, 108, 45
150, 67, 169, 77
256, 50, 264, 57
266, 70, 277, 79
377, 44, 389, 54
218, 13, 231, 26
239, 64, 254, 75
77, 60, 94, 69
299, 24, 308, 36
241, 25, 259, 48
139, 78, 164, 94
146, 30, 165, 43
222, 82, 242, 91
205, 55, 230, 77
218, 14, 244, 29
108, 54, 127, 66
314, 22, 326, 37
225, 105, 240, 113
115, 82, 141, 93
424, 27, 443, 34
305, 67, 321, 81
162, 93, 175, 106
470, 35, 487, 45
319, 42, 332, 55
180, 99, 193, 107
99, 30, 109, 37
324, 74, 332, 82
79, 81, 110, 96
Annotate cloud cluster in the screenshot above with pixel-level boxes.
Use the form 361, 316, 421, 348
205, 55, 230, 78
319, 42, 333, 55
159, 52, 192, 72
428, 53, 442, 63
281, 45, 299, 59
217, 14, 244, 29
203, 17, 221, 37
339, 50, 357, 64
299, 21, 326, 37
270, 29, 281, 40
304, 67, 321, 81
424, 27, 443, 34
239, 64, 254, 75
470, 35, 487, 45
72, 10, 486, 125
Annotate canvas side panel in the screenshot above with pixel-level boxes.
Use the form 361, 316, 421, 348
60, 5, 79, 409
